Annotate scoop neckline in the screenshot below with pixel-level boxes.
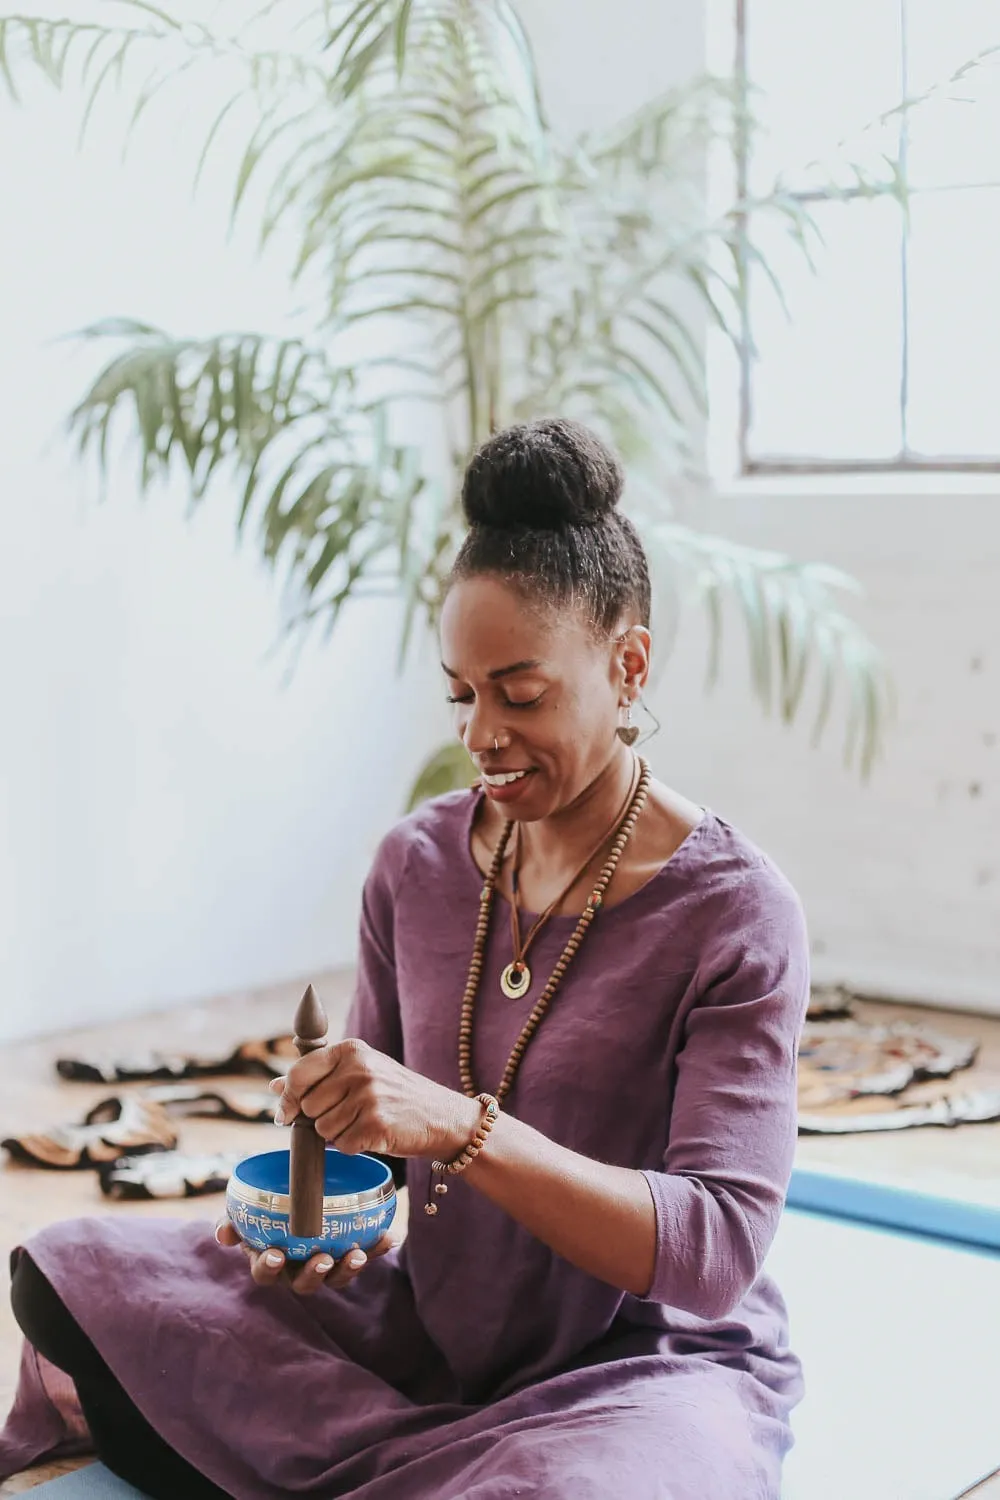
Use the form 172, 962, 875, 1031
461, 786, 714, 923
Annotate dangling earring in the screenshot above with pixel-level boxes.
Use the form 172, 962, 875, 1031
617, 699, 640, 747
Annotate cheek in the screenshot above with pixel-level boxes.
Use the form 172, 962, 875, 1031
542, 686, 611, 746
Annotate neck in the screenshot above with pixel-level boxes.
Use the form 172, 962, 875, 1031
517, 749, 637, 872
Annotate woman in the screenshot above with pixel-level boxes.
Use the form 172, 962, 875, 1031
3, 418, 808, 1498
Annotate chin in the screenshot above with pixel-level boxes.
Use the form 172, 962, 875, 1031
482, 770, 551, 821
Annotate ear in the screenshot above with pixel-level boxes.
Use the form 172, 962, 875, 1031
613, 625, 651, 696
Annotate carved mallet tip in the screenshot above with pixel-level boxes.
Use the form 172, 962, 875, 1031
294, 984, 328, 1052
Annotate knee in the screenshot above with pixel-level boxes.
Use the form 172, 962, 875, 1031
11, 1252, 55, 1342
10, 1251, 89, 1375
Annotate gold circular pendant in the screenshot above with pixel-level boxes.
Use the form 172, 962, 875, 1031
500, 962, 531, 999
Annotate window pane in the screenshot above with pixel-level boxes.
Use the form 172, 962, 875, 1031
905, 187, 1000, 457
905, 0, 1000, 190
746, 197, 904, 463
744, 0, 902, 195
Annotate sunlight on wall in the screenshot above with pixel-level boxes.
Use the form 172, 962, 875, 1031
0, 32, 443, 1042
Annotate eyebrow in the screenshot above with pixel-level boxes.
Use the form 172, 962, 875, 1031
441, 658, 544, 682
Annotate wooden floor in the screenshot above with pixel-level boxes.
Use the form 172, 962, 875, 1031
1, 977, 998, 1496
0, 970, 354, 1495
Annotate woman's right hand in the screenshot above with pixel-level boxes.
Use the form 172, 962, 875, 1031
214, 1219, 400, 1295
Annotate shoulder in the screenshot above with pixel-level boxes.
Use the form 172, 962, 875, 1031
697, 815, 804, 922
680, 814, 809, 977
366, 789, 477, 894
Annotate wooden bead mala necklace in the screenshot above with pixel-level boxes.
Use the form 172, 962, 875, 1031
425, 756, 651, 1217
500, 765, 642, 999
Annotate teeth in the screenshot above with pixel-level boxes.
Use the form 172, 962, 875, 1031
484, 770, 528, 787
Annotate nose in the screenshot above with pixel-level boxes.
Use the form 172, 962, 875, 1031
461, 702, 503, 759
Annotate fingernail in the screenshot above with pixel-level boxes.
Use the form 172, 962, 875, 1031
348, 1252, 366, 1269
264, 1251, 283, 1267
273, 1106, 286, 1126
214, 1226, 225, 1245
315, 1257, 334, 1274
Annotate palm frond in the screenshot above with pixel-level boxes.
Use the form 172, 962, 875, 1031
0, 0, 911, 782
0, 8, 336, 159
0, 13, 171, 105
69, 320, 333, 491
649, 523, 892, 776
67, 319, 441, 634
586, 73, 743, 177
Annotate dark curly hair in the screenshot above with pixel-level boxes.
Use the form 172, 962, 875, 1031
449, 418, 652, 633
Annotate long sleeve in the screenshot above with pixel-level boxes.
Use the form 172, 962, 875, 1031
343, 825, 409, 1063
640, 862, 810, 1319
343, 824, 411, 1187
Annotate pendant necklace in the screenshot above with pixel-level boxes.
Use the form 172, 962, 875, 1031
427, 760, 651, 1215
499, 758, 641, 999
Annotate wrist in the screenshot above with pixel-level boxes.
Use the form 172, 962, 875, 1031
435, 1094, 483, 1163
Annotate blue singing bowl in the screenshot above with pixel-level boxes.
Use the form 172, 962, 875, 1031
226, 1148, 396, 1263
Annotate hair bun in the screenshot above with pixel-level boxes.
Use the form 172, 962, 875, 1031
461, 418, 624, 531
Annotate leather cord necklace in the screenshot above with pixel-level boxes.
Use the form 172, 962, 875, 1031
500, 760, 640, 999
460, 757, 651, 1105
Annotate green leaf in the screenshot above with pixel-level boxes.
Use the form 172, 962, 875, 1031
0, 21, 21, 101
124, 57, 193, 144
0, 3, 906, 780
701, 577, 724, 690
230, 109, 279, 224
651, 523, 891, 772
622, 311, 705, 414
393, 0, 414, 75
341, 18, 394, 97
193, 93, 244, 193
405, 741, 478, 812
79, 40, 128, 145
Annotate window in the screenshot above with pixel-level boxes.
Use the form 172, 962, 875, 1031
737, 0, 1000, 473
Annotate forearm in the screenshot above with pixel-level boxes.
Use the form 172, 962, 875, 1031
448, 1100, 656, 1298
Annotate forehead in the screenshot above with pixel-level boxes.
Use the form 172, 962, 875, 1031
440, 576, 592, 676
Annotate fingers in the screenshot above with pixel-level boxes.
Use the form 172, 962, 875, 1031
367, 1230, 403, 1262
324, 1248, 367, 1290
283, 1248, 367, 1296
251, 1247, 290, 1286
270, 1074, 300, 1127
286, 1252, 338, 1295
271, 1039, 370, 1127
215, 1220, 372, 1296
314, 1100, 364, 1149
215, 1223, 291, 1285
270, 1047, 343, 1127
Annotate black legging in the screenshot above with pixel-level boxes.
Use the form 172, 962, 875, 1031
10, 1252, 229, 1499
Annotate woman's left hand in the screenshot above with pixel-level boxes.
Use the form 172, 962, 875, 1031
269, 1039, 477, 1161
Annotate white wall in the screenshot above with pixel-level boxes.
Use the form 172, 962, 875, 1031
530, 0, 999, 1013
2, 1, 995, 1041
653, 485, 1000, 1014
0, 40, 443, 1043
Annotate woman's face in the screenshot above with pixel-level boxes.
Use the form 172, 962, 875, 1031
439, 575, 645, 820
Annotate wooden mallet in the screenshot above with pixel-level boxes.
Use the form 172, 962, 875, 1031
288, 983, 329, 1238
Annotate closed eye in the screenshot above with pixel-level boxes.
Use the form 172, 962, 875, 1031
446, 693, 544, 709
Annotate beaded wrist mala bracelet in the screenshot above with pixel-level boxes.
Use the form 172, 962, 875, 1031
425, 1093, 500, 1215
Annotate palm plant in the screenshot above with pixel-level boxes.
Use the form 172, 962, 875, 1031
0, 0, 894, 799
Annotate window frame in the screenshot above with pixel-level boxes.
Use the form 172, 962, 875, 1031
735, 0, 1000, 477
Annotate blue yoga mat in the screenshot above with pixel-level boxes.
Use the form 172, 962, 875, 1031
17, 1466, 146, 1498
22, 1175, 1000, 1500
787, 1166, 1000, 1254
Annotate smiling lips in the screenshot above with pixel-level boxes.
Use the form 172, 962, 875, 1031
481, 769, 532, 787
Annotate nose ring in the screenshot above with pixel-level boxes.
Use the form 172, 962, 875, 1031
493, 737, 499, 753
